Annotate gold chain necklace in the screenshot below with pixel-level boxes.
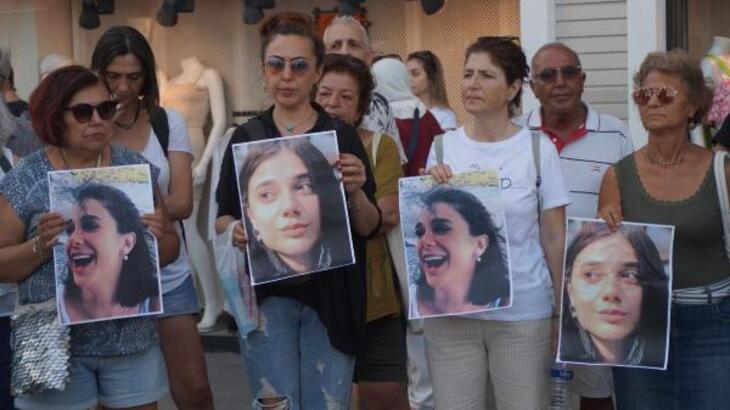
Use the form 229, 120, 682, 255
645, 144, 688, 168
59, 148, 103, 169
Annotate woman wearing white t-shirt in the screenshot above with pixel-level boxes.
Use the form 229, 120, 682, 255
423, 36, 569, 409
91, 26, 213, 409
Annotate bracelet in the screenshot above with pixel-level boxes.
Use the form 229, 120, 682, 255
31, 236, 47, 263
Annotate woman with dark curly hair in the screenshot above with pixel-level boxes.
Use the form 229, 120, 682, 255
61, 183, 160, 323
600, 49, 730, 409
414, 186, 510, 317
560, 223, 669, 367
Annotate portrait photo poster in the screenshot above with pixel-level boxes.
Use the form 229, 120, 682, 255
399, 169, 513, 320
558, 217, 674, 370
48, 164, 163, 326
232, 131, 356, 286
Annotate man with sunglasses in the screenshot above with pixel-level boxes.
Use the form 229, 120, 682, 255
323, 16, 407, 164
516, 42, 633, 410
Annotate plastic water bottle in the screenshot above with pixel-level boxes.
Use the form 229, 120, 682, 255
548, 362, 573, 410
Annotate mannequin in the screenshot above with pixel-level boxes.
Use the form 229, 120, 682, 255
161, 57, 226, 331
702, 36, 730, 127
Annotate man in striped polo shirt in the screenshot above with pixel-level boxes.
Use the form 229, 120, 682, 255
517, 42, 634, 410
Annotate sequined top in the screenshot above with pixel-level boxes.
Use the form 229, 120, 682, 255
0, 145, 161, 356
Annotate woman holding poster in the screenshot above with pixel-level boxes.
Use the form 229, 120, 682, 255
0, 66, 179, 409
422, 36, 570, 409
599, 50, 730, 409
215, 13, 380, 409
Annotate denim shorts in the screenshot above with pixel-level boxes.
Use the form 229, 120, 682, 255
159, 275, 200, 319
15, 345, 168, 410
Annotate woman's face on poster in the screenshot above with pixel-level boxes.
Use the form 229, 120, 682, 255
568, 232, 643, 343
246, 148, 322, 266
415, 202, 487, 292
66, 198, 136, 291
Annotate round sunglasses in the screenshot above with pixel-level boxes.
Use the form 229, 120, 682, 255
65, 101, 119, 123
632, 86, 679, 106
264, 57, 311, 76
533, 65, 582, 83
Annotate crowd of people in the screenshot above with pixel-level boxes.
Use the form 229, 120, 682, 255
0, 9, 728, 410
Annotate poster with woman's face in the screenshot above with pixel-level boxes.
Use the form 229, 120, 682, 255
558, 217, 674, 370
48, 164, 163, 326
399, 170, 512, 319
232, 131, 356, 285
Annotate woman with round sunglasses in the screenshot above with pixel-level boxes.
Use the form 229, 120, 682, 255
423, 36, 569, 409
406, 50, 458, 131
599, 50, 730, 409
90, 26, 215, 409
215, 13, 380, 410
0, 65, 179, 410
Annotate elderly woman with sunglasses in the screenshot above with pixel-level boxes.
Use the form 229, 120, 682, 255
0, 65, 179, 410
599, 50, 730, 409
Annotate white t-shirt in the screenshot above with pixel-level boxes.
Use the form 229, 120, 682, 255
429, 106, 458, 131
139, 109, 194, 293
0, 147, 16, 317
516, 104, 634, 218
426, 126, 570, 321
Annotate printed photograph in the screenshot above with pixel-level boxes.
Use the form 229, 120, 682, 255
558, 217, 674, 370
399, 170, 512, 319
48, 164, 162, 326
232, 131, 356, 285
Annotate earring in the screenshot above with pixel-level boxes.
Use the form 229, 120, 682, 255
569, 304, 576, 318
123, 253, 129, 261
477, 255, 482, 262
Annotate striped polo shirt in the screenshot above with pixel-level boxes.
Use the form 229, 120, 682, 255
516, 104, 634, 218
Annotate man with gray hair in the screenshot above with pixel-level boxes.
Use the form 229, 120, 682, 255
324, 16, 407, 163
0, 47, 42, 157
516, 42, 634, 410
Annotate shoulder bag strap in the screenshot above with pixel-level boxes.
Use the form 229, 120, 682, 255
433, 133, 444, 166
714, 150, 730, 260
531, 130, 542, 219
406, 108, 421, 163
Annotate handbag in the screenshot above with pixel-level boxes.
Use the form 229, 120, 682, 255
714, 150, 730, 260
213, 221, 259, 339
11, 298, 70, 395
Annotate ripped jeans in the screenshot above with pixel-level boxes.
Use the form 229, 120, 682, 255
241, 297, 355, 410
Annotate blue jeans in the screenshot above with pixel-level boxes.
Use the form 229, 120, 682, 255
613, 298, 730, 409
241, 297, 355, 410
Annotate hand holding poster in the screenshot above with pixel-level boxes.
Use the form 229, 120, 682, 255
233, 131, 356, 285
399, 170, 512, 319
49, 164, 163, 325
558, 217, 674, 370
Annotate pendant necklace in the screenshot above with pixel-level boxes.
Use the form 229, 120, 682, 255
115, 99, 141, 130
60, 148, 103, 169
275, 110, 316, 135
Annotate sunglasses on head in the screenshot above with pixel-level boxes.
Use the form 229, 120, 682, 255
632, 86, 679, 106
533, 65, 582, 83
65, 101, 118, 123
264, 57, 311, 76
477, 35, 520, 44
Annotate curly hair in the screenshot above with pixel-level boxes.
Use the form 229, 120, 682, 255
320, 53, 374, 126
633, 49, 713, 127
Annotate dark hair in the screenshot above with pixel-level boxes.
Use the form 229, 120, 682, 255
417, 186, 510, 305
64, 183, 159, 307
465, 36, 528, 116
633, 49, 712, 128
321, 53, 374, 126
260, 13, 325, 68
407, 50, 450, 108
238, 137, 350, 276
7, 68, 14, 88
561, 223, 669, 365
91, 25, 159, 113
29, 65, 104, 147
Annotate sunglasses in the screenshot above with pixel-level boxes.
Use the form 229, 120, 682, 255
632, 86, 679, 106
65, 101, 118, 123
477, 35, 520, 44
264, 57, 311, 76
533, 65, 582, 83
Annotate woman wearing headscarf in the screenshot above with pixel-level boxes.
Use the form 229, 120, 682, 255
372, 58, 443, 177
